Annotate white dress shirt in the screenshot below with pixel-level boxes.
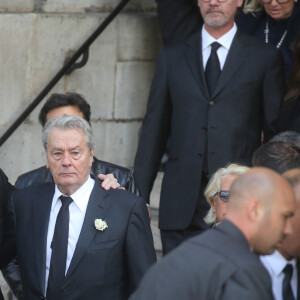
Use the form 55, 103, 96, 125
260, 250, 297, 300
45, 176, 95, 293
202, 23, 237, 70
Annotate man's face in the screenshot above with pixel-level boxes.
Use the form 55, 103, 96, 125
212, 174, 237, 222
279, 184, 300, 259
47, 128, 94, 195
254, 186, 295, 255
198, 0, 242, 29
46, 106, 84, 122
263, 0, 294, 21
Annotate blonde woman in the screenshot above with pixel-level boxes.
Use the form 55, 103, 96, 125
204, 163, 249, 226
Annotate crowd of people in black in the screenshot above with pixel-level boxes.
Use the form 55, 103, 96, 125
0, 0, 300, 298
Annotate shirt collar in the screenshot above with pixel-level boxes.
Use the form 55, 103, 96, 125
202, 23, 237, 51
52, 176, 95, 212
263, 250, 297, 276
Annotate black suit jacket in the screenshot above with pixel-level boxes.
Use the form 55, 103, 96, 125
130, 220, 273, 300
0, 169, 14, 300
134, 29, 285, 230
2, 180, 156, 300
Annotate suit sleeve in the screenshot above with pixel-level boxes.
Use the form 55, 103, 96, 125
220, 266, 273, 300
125, 197, 157, 294
262, 49, 286, 142
133, 50, 172, 204
0, 169, 14, 260
0, 190, 17, 269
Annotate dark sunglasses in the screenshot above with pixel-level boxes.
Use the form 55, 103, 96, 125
215, 190, 229, 202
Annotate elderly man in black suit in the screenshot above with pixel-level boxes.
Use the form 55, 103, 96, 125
130, 167, 295, 300
1, 116, 156, 300
134, 0, 285, 254
0, 169, 14, 300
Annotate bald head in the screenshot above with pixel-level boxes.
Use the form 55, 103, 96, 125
225, 167, 295, 255
229, 168, 275, 211
279, 168, 300, 259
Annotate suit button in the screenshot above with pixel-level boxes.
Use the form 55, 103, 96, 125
202, 126, 207, 131
209, 101, 214, 105
197, 153, 203, 157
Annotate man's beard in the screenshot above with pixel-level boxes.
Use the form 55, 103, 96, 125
204, 8, 229, 27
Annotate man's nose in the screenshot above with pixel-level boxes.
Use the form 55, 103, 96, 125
283, 217, 293, 236
269, 0, 278, 6
209, 0, 219, 5
62, 153, 72, 166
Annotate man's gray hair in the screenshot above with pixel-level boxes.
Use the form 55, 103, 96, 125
204, 163, 250, 225
42, 115, 95, 152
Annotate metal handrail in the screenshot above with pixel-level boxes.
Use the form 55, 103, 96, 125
0, 0, 130, 147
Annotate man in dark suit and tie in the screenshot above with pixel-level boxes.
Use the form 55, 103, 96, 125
261, 168, 300, 300
1, 115, 156, 300
130, 167, 295, 300
134, 0, 285, 254
0, 169, 14, 300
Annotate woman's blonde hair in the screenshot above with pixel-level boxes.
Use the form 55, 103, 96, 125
243, 0, 263, 14
204, 163, 250, 225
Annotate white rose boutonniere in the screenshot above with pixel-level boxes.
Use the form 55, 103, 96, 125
94, 219, 108, 231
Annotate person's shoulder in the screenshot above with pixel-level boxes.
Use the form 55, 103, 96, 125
12, 181, 54, 200
185, 222, 260, 266
160, 30, 201, 55
0, 168, 8, 184
92, 157, 133, 176
236, 29, 280, 55
92, 178, 142, 206
15, 165, 52, 189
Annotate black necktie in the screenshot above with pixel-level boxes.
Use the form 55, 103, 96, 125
282, 263, 295, 300
205, 42, 221, 96
47, 196, 73, 299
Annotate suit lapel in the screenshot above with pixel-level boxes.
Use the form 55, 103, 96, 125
65, 182, 111, 279
212, 30, 247, 98
33, 183, 55, 294
184, 32, 210, 99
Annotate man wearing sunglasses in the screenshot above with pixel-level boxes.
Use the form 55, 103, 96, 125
134, 0, 285, 255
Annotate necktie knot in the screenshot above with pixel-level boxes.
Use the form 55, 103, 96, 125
210, 42, 221, 53
59, 195, 73, 207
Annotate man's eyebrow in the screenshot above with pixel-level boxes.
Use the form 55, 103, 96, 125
69, 146, 81, 150
51, 147, 63, 152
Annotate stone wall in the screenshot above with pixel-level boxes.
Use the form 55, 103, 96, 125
0, 0, 161, 183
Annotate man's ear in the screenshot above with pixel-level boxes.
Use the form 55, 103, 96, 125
89, 149, 95, 166
247, 198, 263, 222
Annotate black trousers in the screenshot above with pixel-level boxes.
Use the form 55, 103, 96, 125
160, 174, 210, 255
